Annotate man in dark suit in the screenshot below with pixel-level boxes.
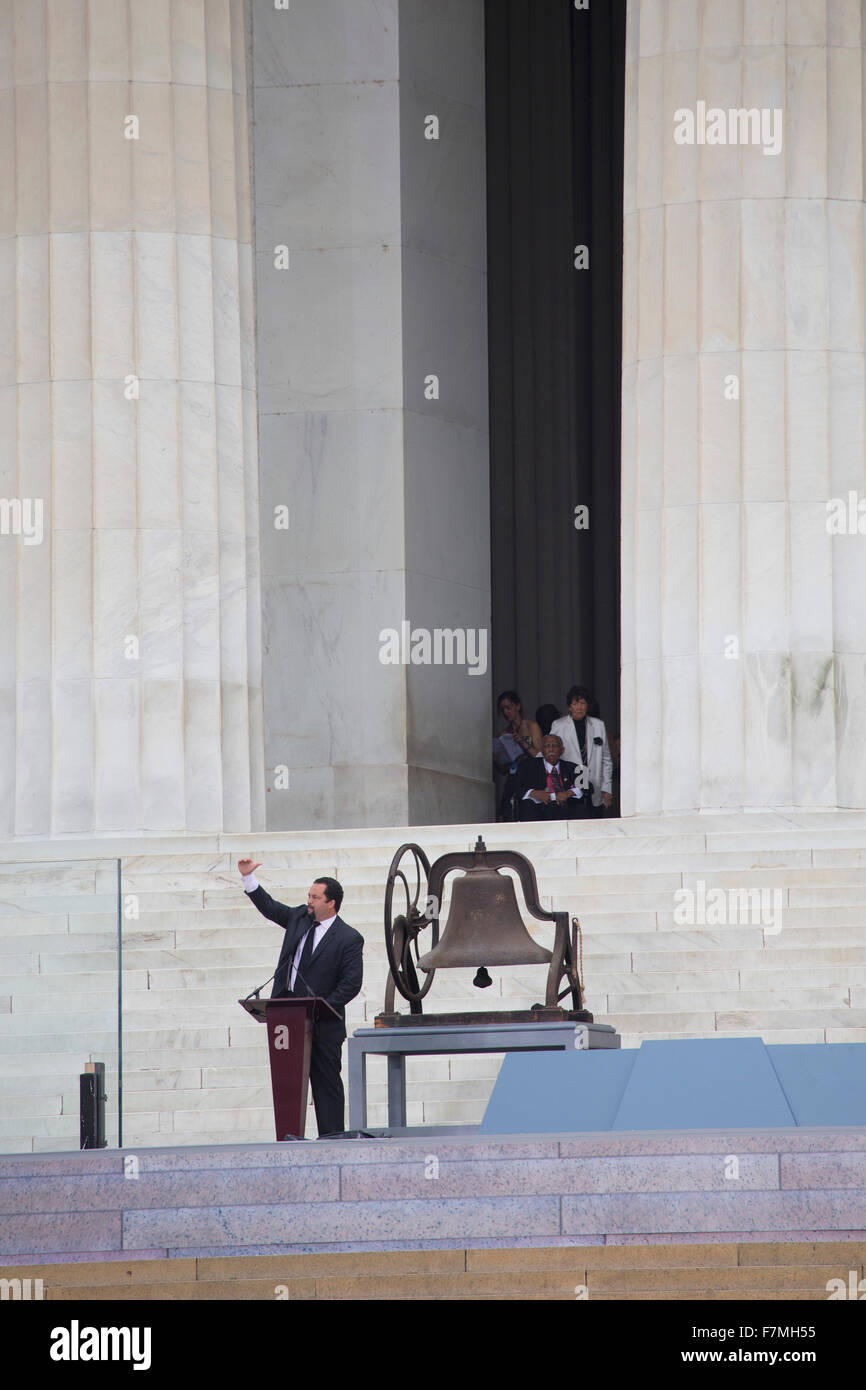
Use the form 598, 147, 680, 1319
238, 858, 364, 1136
516, 734, 588, 820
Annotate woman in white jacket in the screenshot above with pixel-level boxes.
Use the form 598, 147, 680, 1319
549, 685, 613, 817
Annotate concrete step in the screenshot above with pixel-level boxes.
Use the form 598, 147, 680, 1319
1, 1130, 865, 1252
2, 1240, 863, 1299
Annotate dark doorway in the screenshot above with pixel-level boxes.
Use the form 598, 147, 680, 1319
485, 0, 626, 769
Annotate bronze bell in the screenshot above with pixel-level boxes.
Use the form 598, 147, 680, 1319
417, 839, 552, 972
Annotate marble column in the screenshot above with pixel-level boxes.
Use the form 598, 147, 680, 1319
0, 0, 264, 836
621, 0, 866, 813
250, 0, 491, 829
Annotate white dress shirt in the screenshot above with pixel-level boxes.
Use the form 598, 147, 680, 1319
288, 914, 336, 991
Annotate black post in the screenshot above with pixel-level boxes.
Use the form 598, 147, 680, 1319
80, 1061, 107, 1149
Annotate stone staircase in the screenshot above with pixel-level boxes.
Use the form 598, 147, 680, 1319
2, 811, 866, 1153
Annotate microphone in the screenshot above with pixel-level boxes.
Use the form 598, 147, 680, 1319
243, 971, 276, 1001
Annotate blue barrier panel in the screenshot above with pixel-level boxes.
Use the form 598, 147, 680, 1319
611, 1037, 796, 1130
480, 1038, 866, 1134
479, 1048, 637, 1134
767, 1043, 866, 1126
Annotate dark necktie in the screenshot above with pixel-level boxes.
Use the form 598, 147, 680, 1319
292, 926, 317, 995
546, 765, 562, 793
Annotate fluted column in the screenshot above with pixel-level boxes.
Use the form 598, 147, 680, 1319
621, 0, 866, 813
0, 0, 264, 835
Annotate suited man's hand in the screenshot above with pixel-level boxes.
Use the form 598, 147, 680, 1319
238, 858, 262, 876
529, 790, 551, 804
555, 791, 572, 805
601, 792, 612, 808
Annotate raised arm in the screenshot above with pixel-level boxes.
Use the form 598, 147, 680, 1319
238, 858, 293, 929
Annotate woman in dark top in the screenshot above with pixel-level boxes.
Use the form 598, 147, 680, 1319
494, 690, 542, 819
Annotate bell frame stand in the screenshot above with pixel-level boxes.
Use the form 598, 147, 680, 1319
357, 836, 620, 1131
379, 836, 591, 1027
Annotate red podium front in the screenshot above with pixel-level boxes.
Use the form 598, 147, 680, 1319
239, 996, 326, 1139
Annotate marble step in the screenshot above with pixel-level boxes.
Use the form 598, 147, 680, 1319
197, 858, 861, 889
630, 945, 866, 972
13, 918, 866, 956
9, 897, 865, 938
10, 852, 866, 898
653, 906, 866, 930
120, 1054, 488, 1089
585, 967, 866, 994
16, 943, 623, 974
0, 914, 70, 934
0, 1024, 227, 1050
600, 1007, 866, 1031
4, 970, 147, 996
623, 925, 866, 951
74, 923, 817, 964
0, 931, 174, 954
617, 1027, 832, 1047
126, 960, 866, 993
7, 962, 866, 1018
577, 850, 817, 873
87, 862, 866, 893
600, 985, 852, 1013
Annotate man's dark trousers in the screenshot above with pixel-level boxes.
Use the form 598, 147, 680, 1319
306, 1017, 347, 1136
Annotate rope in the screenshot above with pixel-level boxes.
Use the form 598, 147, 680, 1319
572, 916, 584, 1008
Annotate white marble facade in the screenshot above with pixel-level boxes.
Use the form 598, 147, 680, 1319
251, 0, 493, 830
5, 0, 865, 840
621, 0, 866, 814
0, 0, 264, 837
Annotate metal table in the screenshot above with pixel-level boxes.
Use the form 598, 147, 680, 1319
347, 1020, 620, 1129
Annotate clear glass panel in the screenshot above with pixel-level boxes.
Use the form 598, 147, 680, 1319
0, 857, 121, 1153
117, 851, 276, 1148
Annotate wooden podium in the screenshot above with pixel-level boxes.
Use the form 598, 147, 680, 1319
238, 996, 326, 1140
